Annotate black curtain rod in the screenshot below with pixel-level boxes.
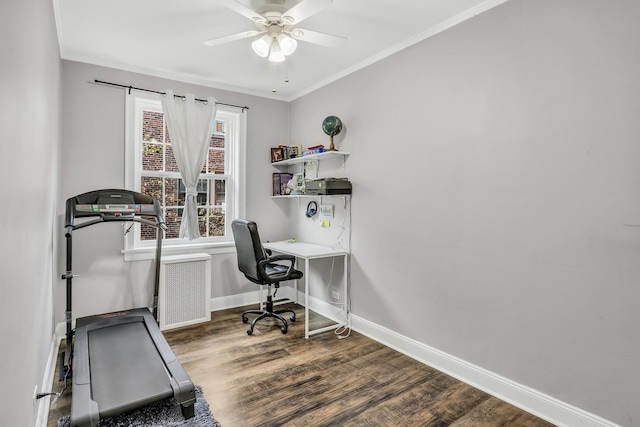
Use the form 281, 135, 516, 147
93, 79, 249, 111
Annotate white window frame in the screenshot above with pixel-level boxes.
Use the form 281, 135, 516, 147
123, 90, 246, 260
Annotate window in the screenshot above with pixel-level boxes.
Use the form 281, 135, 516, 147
125, 92, 245, 256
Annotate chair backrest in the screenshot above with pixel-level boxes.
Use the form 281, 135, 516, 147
231, 219, 267, 282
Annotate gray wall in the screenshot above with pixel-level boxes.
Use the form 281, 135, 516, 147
58, 61, 292, 322
289, 1, 640, 426
0, 0, 61, 424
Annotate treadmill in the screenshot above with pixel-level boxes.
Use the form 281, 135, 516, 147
62, 189, 195, 427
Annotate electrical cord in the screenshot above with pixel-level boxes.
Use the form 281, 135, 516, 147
332, 197, 352, 339
124, 222, 134, 235
36, 366, 70, 400
325, 257, 342, 306
335, 324, 351, 339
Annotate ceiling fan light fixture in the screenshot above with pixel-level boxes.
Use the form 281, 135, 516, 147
251, 35, 271, 57
277, 34, 297, 56
268, 39, 286, 62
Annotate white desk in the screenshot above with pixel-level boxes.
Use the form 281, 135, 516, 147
263, 241, 349, 339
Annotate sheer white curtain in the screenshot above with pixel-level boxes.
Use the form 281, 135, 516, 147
161, 89, 217, 240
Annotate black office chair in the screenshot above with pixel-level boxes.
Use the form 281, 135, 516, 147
231, 219, 303, 335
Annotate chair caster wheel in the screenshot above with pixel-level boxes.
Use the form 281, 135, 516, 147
242, 316, 249, 324
281, 326, 288, 334
290, 315, 296, 322
247, 328, 253, 335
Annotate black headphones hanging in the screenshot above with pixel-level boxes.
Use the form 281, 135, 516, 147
306, 201, 318, 218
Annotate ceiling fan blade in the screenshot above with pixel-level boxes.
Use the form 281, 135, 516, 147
290, 28, 347, 48
203, 30, 262, 46
281, 0, 332, 25
224, 0, 266, 24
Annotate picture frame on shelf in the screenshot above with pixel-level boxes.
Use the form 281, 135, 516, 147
271, 147, 285, 163
287, 144, 302, 159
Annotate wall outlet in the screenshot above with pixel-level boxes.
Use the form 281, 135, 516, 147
332, 290, 340, 300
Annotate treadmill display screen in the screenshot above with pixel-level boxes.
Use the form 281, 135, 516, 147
74, 204, 158, 214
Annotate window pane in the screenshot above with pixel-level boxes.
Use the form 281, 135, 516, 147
207, 207, 226, 237
210, 134, 225, 149
142, 111, 163, 142
207, 147, 225, 174
177, 179, 208, 206
140, 223, 157, 241
142, 143, 163, 171
166, 144, 178, 172
165, 177, 181, 207
212, 179, 226, 206
213, 120, 225, 135
197, 207, 207, 237
165, 124, 172, 144
164, 208, 182, 239
141, 176, 162, 202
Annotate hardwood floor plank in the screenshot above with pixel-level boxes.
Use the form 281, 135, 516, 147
46, 303, 556, 427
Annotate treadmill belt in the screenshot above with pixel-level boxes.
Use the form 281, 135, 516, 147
88, 321, 173, 417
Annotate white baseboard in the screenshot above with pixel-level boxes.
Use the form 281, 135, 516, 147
209, 285, 343, 320
48, 290, 619, 427
210, 289, 263, 311
350, 315, 620, 427
35, 333, 63, 427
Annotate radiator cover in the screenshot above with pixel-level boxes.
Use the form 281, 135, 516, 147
158, 253, 211, 330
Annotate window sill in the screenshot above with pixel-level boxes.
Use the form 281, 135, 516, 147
122, 241, 236, 261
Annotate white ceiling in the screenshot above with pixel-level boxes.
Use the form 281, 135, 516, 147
54, 0, 505, 101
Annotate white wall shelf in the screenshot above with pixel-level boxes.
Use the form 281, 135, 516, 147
271, 151, 350, 167
271, 150, 350, 198
271, 194, 351, 199
271, 194, 350, 208
271, 195, 315, 199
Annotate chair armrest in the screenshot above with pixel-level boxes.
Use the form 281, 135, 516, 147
257, 254, 296, 280
266, 254, 296, 263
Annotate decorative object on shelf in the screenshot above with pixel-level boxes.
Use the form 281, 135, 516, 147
273, 173, 294, 195
322, 115, 343, 151
304, 160, 318, 180
287, 144, 302, 159
303, 145, 325, 156
271, 147, 285, 163
286, 173, 305, 195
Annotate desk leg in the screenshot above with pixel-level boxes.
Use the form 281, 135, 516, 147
343, 254, 349, 326
305, 257, 310, 339
294, 259, 299, 305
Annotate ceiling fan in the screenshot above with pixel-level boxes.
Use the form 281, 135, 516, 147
203, 0, 347, 63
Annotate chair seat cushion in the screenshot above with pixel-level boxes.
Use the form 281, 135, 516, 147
264, 263, 303, 281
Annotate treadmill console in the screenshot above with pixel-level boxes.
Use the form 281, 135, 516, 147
65, 189, 165, 233
74, 203, 157, 219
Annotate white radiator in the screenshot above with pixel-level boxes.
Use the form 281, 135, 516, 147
158, 253, 211, 331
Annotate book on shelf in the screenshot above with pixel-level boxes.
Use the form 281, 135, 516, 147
272, 173, 294, 196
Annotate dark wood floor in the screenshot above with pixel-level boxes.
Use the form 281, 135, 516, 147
47, 303, 555, 426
